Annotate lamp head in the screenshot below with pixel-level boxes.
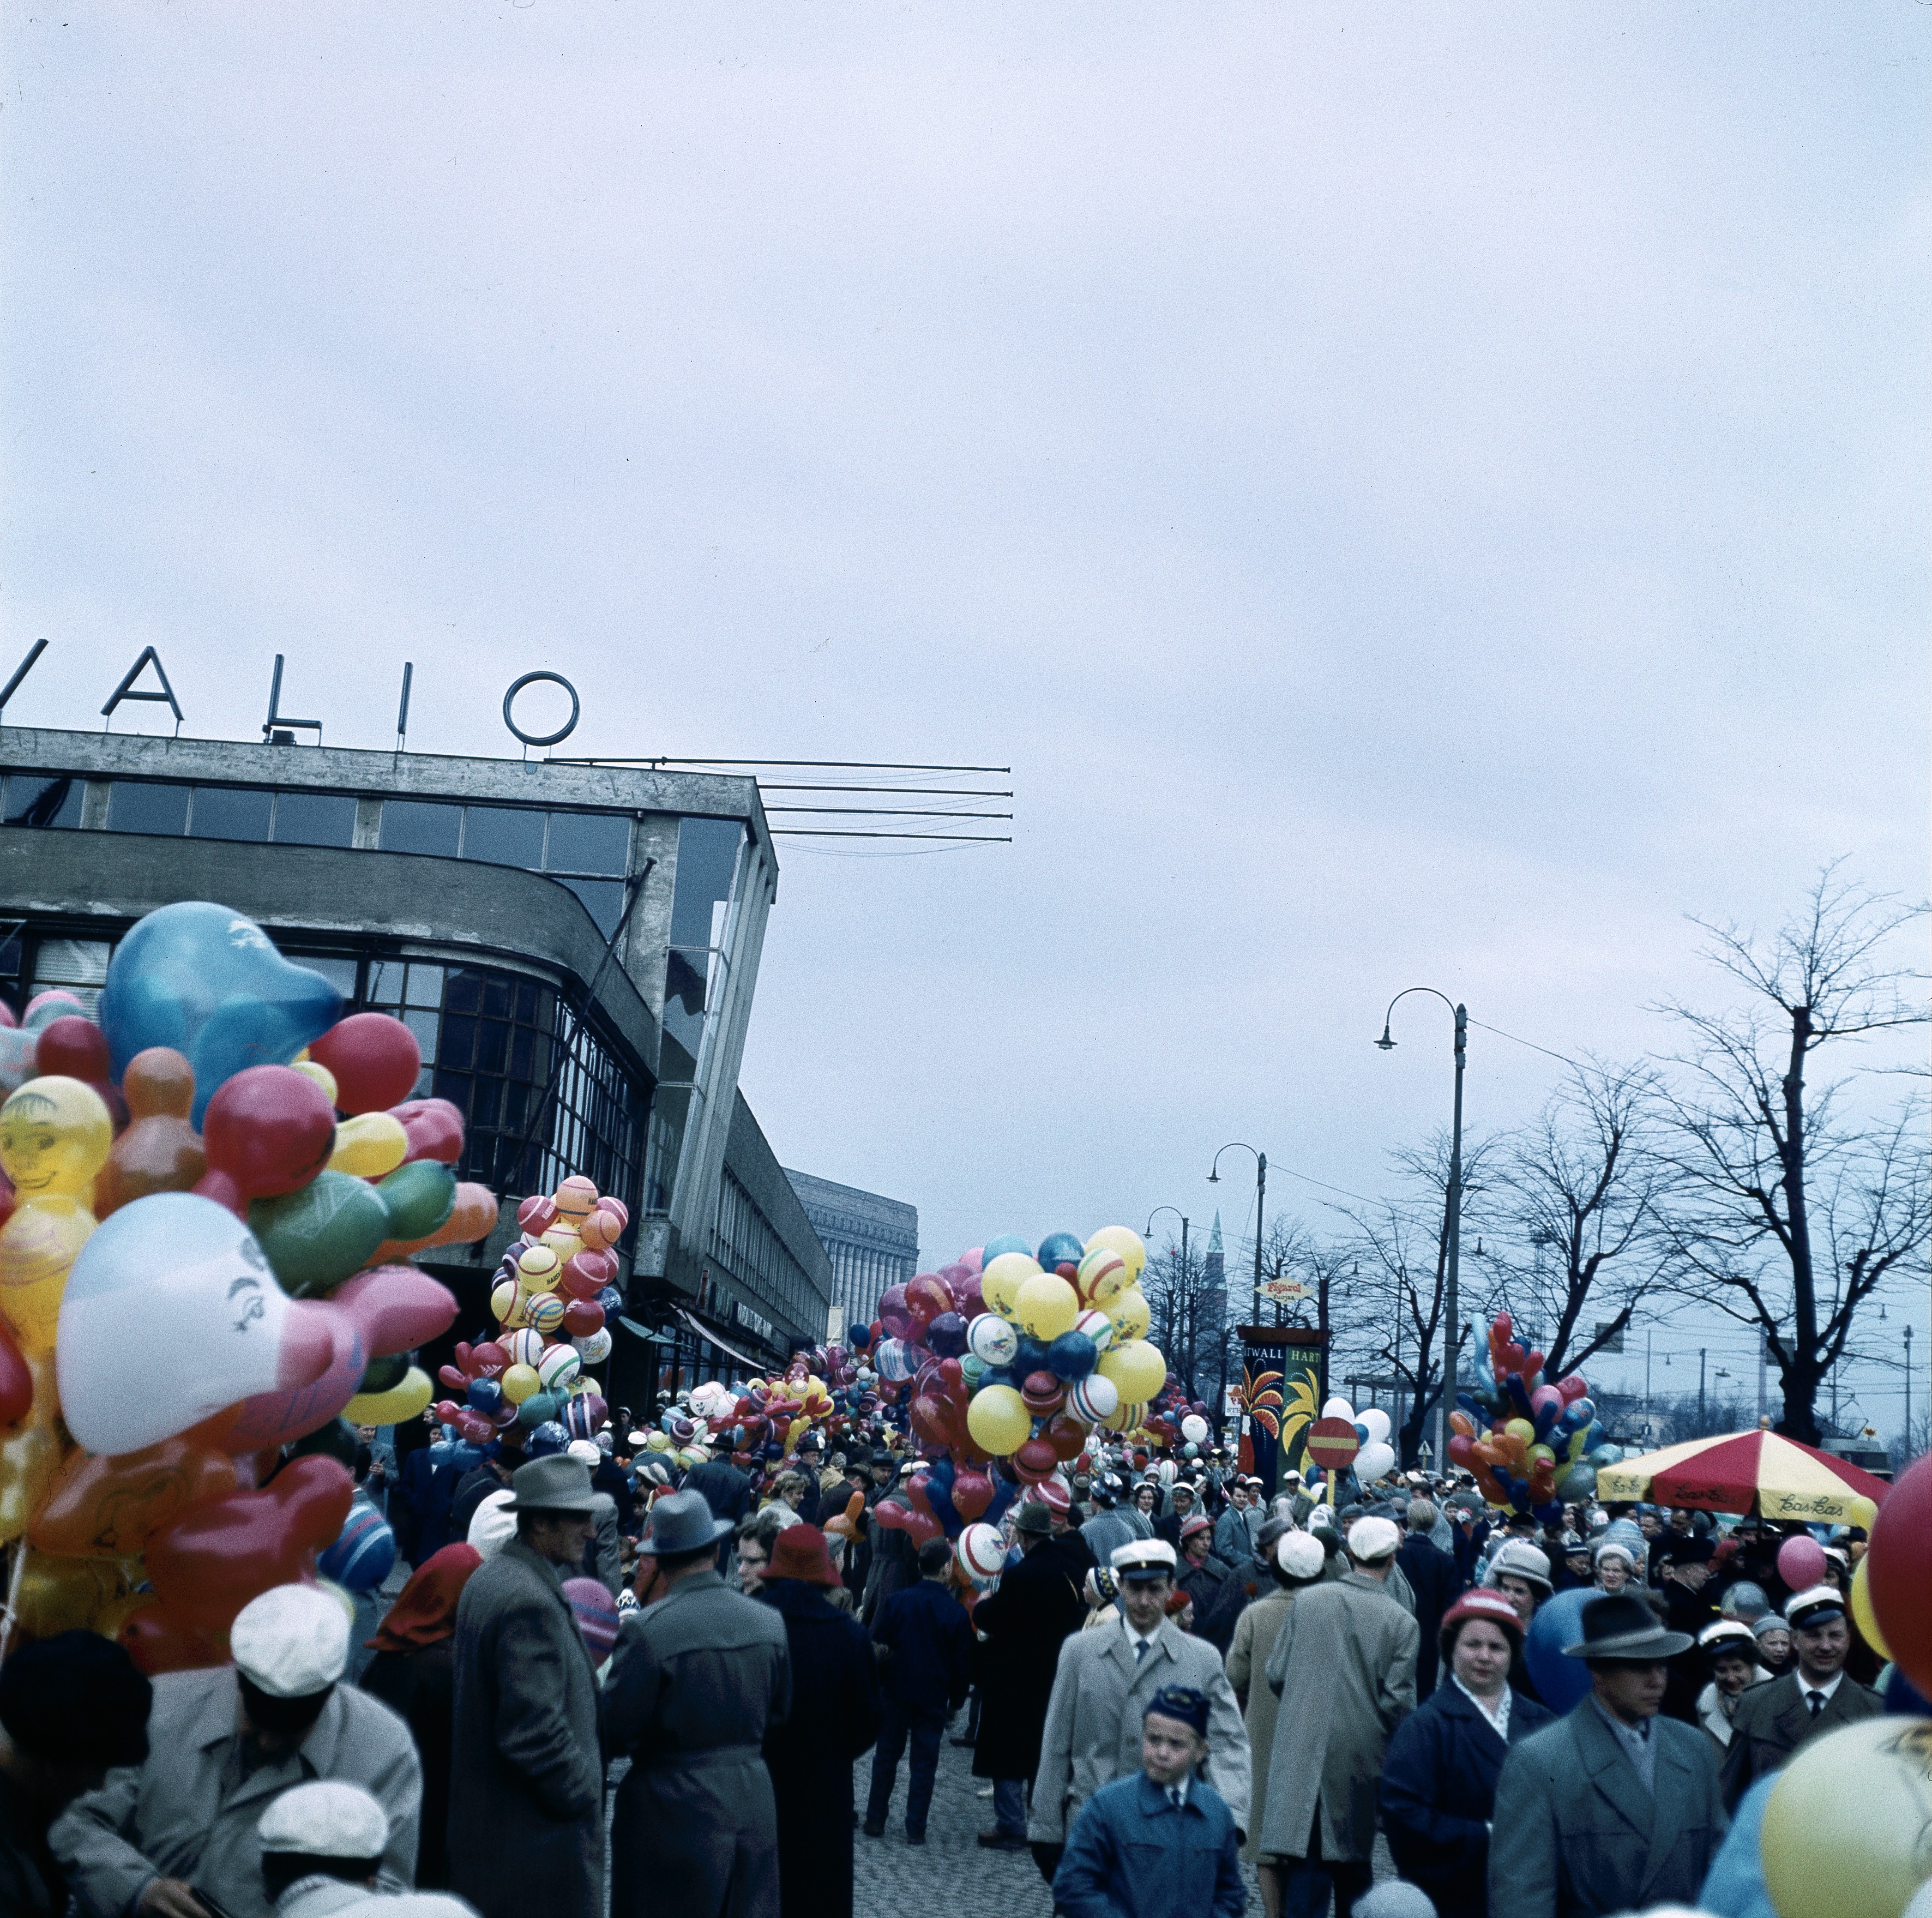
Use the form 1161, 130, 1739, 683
1375, 1025, 1396, 1051
1206, 1170, 1219, 1184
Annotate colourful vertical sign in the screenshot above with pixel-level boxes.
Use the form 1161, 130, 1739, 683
1236, 1326, 1327, 1503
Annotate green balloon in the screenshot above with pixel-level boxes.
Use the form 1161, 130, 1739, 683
378, 1160, 458, 1241
250, 1170, 390, 1297
357, 1351, 411, 1396
516, 1391, 559, 1429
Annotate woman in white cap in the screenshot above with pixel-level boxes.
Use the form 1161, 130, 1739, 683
51, 1585, 422, 1918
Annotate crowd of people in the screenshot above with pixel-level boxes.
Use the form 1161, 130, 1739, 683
0, 1398, 1906, 1918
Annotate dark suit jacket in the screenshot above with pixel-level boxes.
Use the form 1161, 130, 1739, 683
1718, 1669, 1881, 1811
1395, 1535, 1462, 1699
1489, 1697, 1725, 1918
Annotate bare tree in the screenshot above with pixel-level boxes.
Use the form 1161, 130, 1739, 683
1142, 1234, 1224, 1412
1652, 864, 1930, 1445
1334, 1132, 1495, 1468
1478, 1061, 1671, 1382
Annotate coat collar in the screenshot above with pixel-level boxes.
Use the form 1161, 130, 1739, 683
1568, 1694, 1654, 1841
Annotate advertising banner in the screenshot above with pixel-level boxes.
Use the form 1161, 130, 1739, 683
1235, 1325, 1327, 1503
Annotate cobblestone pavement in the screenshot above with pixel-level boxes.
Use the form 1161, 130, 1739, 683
851, 1726, 1394, 1917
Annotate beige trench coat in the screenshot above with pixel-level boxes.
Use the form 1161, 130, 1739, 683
1225, 1585, 1298, 1865
1259, 1570, 1417, 1862
1027, 1615, 1250, 1844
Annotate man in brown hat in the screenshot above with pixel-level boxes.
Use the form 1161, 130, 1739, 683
606, 1488, 792, 1918
448, 1454, 605, 1918
1489, 1592, 1725, 1918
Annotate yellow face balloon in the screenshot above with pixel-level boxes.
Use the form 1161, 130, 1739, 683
0, 1077, 113, 1199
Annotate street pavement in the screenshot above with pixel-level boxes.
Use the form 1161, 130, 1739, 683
853, 1726, 1397, 1916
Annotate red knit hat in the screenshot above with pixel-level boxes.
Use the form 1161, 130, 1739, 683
765, 1524, 842, 1589
1439, 1588, 1525, 1654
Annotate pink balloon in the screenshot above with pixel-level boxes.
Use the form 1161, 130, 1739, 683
1556, 1372, 1590, 1404
1777, 1534, 1828, 1592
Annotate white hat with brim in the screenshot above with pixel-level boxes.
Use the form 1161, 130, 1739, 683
230, 1584, 350, 1699
1110, 1538, 1178, 1582
258, 1780, 388, 1858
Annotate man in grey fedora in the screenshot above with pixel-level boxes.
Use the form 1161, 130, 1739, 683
1488, 1592, 1726, 1918
448, 1453, 605, 1918
607, 1488, 793, 1918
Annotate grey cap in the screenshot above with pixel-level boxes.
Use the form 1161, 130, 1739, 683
504, 1454, 597, 1515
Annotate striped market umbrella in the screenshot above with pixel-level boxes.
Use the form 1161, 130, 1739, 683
1597, 1427, 1889, 1525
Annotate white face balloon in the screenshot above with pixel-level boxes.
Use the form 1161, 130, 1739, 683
58, 1193, 310, 1456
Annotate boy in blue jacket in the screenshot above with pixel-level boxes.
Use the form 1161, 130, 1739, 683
864, 1536, 974, 1843
1053, 1685, 1247, 1918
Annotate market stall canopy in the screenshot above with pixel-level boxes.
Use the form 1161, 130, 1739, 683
1597, 1427, 1888, 1526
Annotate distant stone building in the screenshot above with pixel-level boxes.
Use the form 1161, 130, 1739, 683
783, 1168, 919, 1338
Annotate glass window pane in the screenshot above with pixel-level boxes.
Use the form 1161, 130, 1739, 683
273, 791, 356, 848
545, 811, 629, 875
380, 800, 461, 856
477, 1020, 508, 1075
443, 971, 482, 1014
404, 965, 444, 1009
401, 1007, 440, 1066
4, 776, 82, 828
669, 817, 744, 945
189, 786, 273, 841
462, 805, 546, 869
109, 781, 190, 835
366, 960, 407, 1005
482, 977, 511, 1019
291, 955, 358, 998
440, 1013, 477, 1068
557, 876, 625, 938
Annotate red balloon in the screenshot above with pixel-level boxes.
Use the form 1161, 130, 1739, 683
952, 1469, 994, 1520
909, 1395, 958, 1451
470, 1341, 509, 1378
0, 1319, 30, 1427
904, 1273, 955, 1326
309, 1013, 422, 1115
1012, 1436, 1060, 1482
35, 1014, 112, 1087
195, 1065, 338, 1213
144, 1455, 353, 1631
1044, 1412, 1088, 1461
562, 1300, 605, 1338
518, 1193, 559, 1236
907, 1471, 935, 1517
119, 1604, 228, 1676
389, 1097, 465, 1164
1865, 1453, 1929, 1694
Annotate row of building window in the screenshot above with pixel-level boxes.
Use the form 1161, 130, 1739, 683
710, 1167, 828, 1341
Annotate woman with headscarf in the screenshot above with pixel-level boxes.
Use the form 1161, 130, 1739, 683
359, 1542, 483, 1888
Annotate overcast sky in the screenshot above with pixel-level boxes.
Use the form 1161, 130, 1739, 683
3, 7, 1924, 1435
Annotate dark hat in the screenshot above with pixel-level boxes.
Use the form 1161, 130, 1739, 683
765, 1525, 842, 1588
504, 1454, 597, 1516
636, 1488, 734, 1556
1563, 1592, 1693, 1662
0, 1630, 152, 1767
1144, 1685, 1209, 1736
1013, 1502, 1054, 1536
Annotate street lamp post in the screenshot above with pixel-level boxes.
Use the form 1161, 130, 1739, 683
1208, 1143, 1267, 1322
1376, 988, 1467, 1468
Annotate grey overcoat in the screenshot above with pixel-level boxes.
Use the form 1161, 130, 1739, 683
1259, 1570, 1417, 1861
448, 1536, 605, 1918
1488, 1696, 1726, 1918
51, 1667, 420, 1918
1224, 1584, 1298, 1865
1027, 1615, 1250, 1845
605, 1568, 792, 1918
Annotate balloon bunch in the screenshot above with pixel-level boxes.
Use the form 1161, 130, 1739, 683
853, 1226, 1168, 1567
1447, 1312, 1620, 1519
430, 1175, 629, 1455
687, 1357, 846, 1468
1298, 1398, 1399, 1499
0, 899, 498, 1669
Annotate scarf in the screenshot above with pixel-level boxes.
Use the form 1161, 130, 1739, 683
367, 1543, 483, 1652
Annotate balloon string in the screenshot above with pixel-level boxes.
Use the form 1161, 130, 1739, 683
0, 1537, 28, 1663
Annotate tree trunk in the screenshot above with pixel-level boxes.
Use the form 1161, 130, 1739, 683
1777, 1004, 1821, 1445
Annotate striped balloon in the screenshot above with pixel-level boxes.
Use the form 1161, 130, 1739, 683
318, 1501, 396, 1593
1073, 1309, 1116, 1353
503, 1328, 545, 1368
1067, 1373, 1121, 1424
956, 1522, 1006, 1581
537, 1344, 582, 1391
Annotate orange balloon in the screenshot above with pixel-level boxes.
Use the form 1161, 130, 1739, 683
371, 1181, 499, 1262
94, 1049, 205, 1217
31, 1434, 240, 1558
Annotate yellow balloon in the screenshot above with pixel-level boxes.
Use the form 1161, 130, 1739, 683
499, 1364, 541, 1405
1850, 1555, 1892, 1664
1101, 1398, 1147, 1433
0, 1422, 64, 1544
291, 1059, 340, 1106
328, 1111, 409, 1179
1084, 1226, 1147, 1283
645, 1431, 672, 1452
0, 1076, 111, 1355
1076, 1248, 1127, 1308
1761, 1717, 1932, 1918
965, 1384, 1032, 1456
1505, 1417, 1536, 1444
344, 1366, 434, 1426
1098, 1339, 1166, 1404
980, 1252, 1042, 1320
1015, 1272, 1079, 1341
490, 1279, 523, 1325
1109, 1288, 1151, 1343
15, 1551, 125, 1638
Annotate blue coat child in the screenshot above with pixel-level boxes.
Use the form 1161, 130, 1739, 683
1053, 1685, 1247, 1918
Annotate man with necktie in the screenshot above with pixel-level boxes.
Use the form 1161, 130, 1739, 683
1028, 1540, 1249, 1891
1051, 1686, 1246, 1918
1718, 1582, 1880, 1811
